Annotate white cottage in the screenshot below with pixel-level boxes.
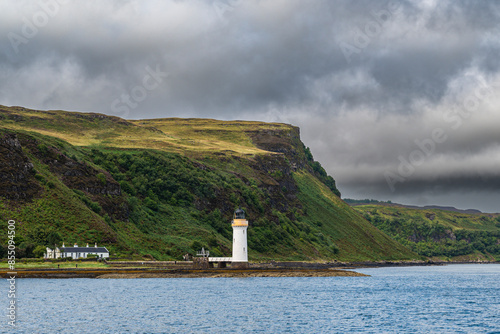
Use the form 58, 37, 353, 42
45, 243, 109, 259
45, 246, 62, 259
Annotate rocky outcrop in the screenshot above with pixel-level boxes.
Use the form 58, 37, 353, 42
12, 133, 128, 221
246, 126, 306, 170
0, 133, 41, 201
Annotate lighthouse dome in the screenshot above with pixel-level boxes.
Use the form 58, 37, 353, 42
234, 208, 245, 219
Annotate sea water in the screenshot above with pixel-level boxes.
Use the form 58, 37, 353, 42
1, 264, 499, 333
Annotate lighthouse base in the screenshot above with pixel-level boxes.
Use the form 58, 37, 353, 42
231, 262, 249, 269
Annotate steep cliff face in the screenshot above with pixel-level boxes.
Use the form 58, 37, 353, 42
247, 126, 306, 169
0, 106, 417, 261
26, 139, 127, 221
2, 132, 128, 221
246, 125, 340, 198
0, 133, 41, 201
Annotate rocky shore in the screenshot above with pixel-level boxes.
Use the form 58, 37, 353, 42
4, 260, 494, 279
0, 267, 368, 279
97, 268, 368, 279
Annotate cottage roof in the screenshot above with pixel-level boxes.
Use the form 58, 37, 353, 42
60, 247, 109, 253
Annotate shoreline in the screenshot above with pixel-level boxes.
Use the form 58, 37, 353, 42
1, 260, 497, 279
248, 260, 499, 270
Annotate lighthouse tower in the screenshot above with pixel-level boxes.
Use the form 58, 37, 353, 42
232, 208, 249, 268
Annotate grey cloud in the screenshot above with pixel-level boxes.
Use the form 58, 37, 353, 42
1, 0, 500, 212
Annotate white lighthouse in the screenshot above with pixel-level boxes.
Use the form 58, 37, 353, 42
232, 208, 249, 268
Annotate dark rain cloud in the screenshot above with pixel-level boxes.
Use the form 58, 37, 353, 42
1, 0, 500, 212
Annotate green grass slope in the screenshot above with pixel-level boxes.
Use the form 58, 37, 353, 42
293, 172, 418, 261
0, 105, 418, 261
353, 204, 500, 261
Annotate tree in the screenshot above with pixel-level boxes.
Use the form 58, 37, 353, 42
27, 226, 49, 245
191, 241, 203, 252
33, 245, 47, 258
47, 231, 62, 246
27, 226, 62, 247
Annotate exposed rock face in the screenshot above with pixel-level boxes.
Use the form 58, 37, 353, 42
408, 228, 457, 243
248, 127, 303, 202
0, 133, 41, 201
250, 154, 300, 212
246, 125, 341, 198
246, 126, 306, 170
52, 159, 127, 221
56, 160, 122, 197
191, 131, 304, 218
0, 132, 128, 221
426, 213, 436, 221
42, 153, 128, 221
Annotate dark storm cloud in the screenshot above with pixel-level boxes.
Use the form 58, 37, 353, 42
1, 0, 500, 211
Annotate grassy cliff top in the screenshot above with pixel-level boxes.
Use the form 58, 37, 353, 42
0, 105, 295, 156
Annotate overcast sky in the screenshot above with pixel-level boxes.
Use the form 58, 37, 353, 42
1, 0, 500, 212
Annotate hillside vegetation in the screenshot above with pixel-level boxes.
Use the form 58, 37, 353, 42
0, 105, 418, 261
353, 204, 500, 261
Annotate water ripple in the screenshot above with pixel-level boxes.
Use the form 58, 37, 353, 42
0, 264, 498, 333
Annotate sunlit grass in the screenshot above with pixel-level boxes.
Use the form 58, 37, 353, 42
0, 106, 288, 156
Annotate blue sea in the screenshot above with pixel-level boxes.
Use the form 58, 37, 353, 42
1, 264, 499, 333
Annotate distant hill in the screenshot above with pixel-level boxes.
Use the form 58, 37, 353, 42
407, 205, 482, 215
351, 204, 500, 262
344, 199, 484, 214
0, 105, 418, 261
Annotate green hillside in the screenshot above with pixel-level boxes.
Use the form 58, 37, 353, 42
0, 105, 418, 261
353, 204, 500, 261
